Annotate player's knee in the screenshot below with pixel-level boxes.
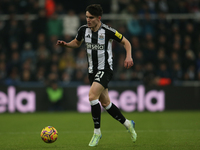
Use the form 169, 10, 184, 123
89, 92, 97, 101
100, 101, 110, 108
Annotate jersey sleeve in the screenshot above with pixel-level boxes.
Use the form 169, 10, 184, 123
106, 27, 123, 43
75, 25, 85, 41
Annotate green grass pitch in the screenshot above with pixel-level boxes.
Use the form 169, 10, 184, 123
0, 111, 199, 150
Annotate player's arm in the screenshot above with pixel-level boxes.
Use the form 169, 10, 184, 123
56, 38, 82, 48
120, 36, 134, 69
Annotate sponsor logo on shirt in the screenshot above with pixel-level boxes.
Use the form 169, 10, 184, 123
86, 43, 105, 50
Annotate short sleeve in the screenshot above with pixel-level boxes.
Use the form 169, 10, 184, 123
105, 26, 123, 43
76, 25, 85, 41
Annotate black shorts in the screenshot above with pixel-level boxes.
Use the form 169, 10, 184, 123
88, 70, 113, 89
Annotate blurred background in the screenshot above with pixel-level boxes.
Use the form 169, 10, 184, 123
0, 0, 200, 112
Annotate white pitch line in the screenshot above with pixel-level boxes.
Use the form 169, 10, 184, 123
0, 129, 199, 135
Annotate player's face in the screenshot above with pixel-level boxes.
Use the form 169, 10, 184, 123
86, 11, 100, 29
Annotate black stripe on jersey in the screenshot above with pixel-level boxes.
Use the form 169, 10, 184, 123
104, 30, 110, 71
91, 32, 98, 72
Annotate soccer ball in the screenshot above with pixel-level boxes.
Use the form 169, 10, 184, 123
40, 126, 58, 143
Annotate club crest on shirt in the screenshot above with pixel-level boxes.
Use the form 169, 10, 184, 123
98, 34, 105, 40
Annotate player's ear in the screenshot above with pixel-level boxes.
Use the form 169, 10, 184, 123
98, 16, 101, 20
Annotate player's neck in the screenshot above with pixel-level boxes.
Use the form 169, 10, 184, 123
91, 22, 101, 32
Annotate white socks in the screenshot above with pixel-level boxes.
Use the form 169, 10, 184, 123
104, 102, 112, 110
94, 128, 101, 135
123, 119, 131, 129
90, 99, 99, 106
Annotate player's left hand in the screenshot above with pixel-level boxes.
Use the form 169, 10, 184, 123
124, 58, 134, 69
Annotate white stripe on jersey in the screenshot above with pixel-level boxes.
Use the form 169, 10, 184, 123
97, 29, 105, 71
85, 28, 93, 73
107, 40, 113, 70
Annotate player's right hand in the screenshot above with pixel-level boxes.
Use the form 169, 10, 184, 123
56, 40, 67, 47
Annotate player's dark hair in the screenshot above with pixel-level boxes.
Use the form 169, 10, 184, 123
86, 4, 103, 17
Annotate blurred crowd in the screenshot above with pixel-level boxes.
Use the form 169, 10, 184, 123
0, 0, 200, 86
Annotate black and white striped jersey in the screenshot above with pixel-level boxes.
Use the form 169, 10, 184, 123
76, 22, 123, 73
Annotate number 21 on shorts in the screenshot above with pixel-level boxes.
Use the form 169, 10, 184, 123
95, 71, 104, 81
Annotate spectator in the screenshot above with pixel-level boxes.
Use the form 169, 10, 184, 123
49, 53, 59, 66
186, 0, 200, 13
121, 4, 136, 15
131, 0, 143, 13
63, 9, 80, 37
196, 52, 200, 71
197, 71, 200, 80
36, 44, 50, 68
3, 16, 22, 48
173, 33, 182, 45
171, 62, 183, 81
61, 71, 71, 83
20, 70, 34, 82
141, 12, 155, 37
45, 0, 56, 17
143, 62, 156, 85
79, 12, 87, 25
156, 34, 169, 53
182, 35, 194, 58
5, 67, 20, 86
46, 80, 64, 111
47, 13, 63, 37
0, 61, 7, 84
32, 9, 47, 35
156, 63, 171, 78
194, 35, 200, 55
114, 53, 132, 81
29, 0, 40, 14
49, 63, 60, 79
157, 0, 168, 13
47, 72, 59, 83
21, 42, 36, 63
171, 42, 182, 56
73, 69, 86, 82
21, 59, 35, 73
131, 63, 144, 81
133, 50, 144, 66
156, 48, 169, 69
184, 22, 196, 41
75, 48, 88, 74
21, 26, 36, 46
21, 13, 33, 28
7, 51, 21, 73
49, 35, 60, 52
138, 2, 156, 16
183, 65, 196, 81
177, 1, 189, 13
0, 52, 6, 62
35, 66, 46, 83
55, 3, 65, 15
35, 33, 50, 49
169, 51, 182, 70
183, 49, 196, 70
143, 40, 157, 64
130, 36, 141, 51
127, 14, 142, 36
58, 48, 76, 78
